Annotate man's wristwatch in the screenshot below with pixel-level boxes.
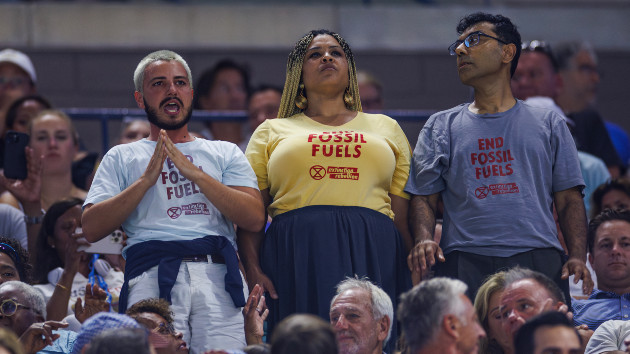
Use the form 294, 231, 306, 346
24, 209, 45, 225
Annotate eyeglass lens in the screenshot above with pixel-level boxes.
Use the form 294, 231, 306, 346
1, 299, 17, 316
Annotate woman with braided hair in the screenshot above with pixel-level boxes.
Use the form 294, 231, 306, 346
239, 29, 412, 338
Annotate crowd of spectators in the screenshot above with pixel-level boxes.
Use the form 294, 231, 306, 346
0, 9, 628, 354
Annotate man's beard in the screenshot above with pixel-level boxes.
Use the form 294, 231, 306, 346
144, 98, 192, 131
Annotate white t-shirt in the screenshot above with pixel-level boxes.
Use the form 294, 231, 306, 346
84, 138, 258, 257
0, 204, 27, 249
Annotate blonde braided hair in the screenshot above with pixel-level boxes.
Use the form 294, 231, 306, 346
278, 29, 362, 118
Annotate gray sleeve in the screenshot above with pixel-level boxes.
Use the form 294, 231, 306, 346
404, 115, 448, 196
585, 320, 630, 353
551, 113, 586, 193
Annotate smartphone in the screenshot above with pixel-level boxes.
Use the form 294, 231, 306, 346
77, 229, 124, 255
3, 131, 29, 180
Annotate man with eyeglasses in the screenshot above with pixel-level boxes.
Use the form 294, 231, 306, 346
554, 41, 624, 178
0, 281, 77, 354
405, 12, 590, 304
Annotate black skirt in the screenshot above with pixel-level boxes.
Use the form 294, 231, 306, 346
261, 205, 411, 341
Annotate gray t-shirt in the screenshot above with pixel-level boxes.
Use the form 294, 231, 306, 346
405, 100, 584, 257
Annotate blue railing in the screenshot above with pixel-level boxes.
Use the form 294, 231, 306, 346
63, 108, 434, 154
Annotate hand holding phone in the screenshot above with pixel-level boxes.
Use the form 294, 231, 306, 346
3, 131, 29, 180
77, 229, 124, 255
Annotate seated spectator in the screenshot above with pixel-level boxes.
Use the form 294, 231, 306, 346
554, 41, 623, 178
500, 267, 592, 353
194, 59, 250, 150
474, 271, 511, 354
71, 312, 141, 354
0, 144, 44, 263
329, 277, 392, 354
0, 110, 87, 211
591, 179, 630, 219
573, 209, 630, 331
585, 319, 630, 353
117, 118, 150, 145
84, 328, 154, 354
0, 327, 24, 354
4, 95, 51, 134
0, 237, 30, 284
0, 281, 75, 354
397, 277, 485, 354
126, 298, 188, 354
270, 314, 338, 354
246, 85, 281, 133
514, 311, 582, 354
32, 198, 123, 321
356, 71, 383, 111
0, 49, 37, 139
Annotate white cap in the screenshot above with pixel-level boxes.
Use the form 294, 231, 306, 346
0, 49, 36, 83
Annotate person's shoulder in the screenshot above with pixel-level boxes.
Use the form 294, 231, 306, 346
193, 138, 244, 156
519, 99, 565, 122
421, 103, 468, 128
357, 112, 402, 128
106, 139, 152, 155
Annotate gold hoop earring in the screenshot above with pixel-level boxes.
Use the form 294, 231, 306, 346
343, 87, 354, 108
295, 83, 308, 110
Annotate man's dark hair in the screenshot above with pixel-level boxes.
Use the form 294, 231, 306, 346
250, 84, 283, 100
126, 298, 175, 325
193, 59, 251, 109
456, 12, 522, 77
504, 266, 566, 304
271, 314, 338, 354
514, 311, 580, 354
588, 208, 630, 254
590, 178, 630, 219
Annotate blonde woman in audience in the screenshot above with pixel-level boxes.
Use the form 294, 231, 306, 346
0, 109, 87, 211
474, 271, 512, 354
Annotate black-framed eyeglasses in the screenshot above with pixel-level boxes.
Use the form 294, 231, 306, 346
0, 299, 34, 317
152, 322, 176, 336
448, 31, 509, 56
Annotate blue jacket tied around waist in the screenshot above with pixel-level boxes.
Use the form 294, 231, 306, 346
118, 235, 245, 313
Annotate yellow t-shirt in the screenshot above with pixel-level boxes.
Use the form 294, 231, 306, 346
245, 112, 411, 219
